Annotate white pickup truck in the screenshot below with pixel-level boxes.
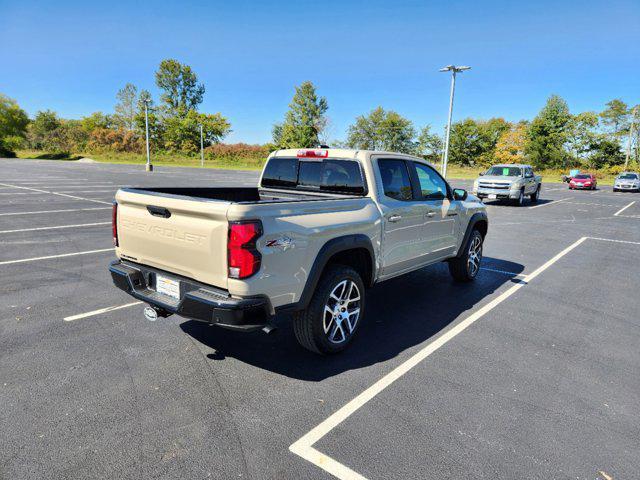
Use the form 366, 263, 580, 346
110, 148, 488, 354
473, 164, 542, 206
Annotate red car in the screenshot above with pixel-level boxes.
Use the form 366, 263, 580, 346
569, 173, 597, 190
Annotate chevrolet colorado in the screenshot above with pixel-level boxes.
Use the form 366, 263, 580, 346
110, 148, 488, 354
473, 164, 542, 206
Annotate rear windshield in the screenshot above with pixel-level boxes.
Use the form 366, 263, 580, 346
485, 166, 522, 177
574, 174, 591, 179
262, 157, 366, 194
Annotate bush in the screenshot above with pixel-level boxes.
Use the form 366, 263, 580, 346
204, 143, 271, 166
87, 128, 144, 153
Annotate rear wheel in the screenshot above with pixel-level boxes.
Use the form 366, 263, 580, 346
449, 229, 483, 282
293, 265, 365, 354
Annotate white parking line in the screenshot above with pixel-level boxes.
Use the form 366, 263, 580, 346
0, 222, 111, 234
527, 197, 568, 209
64, 301, 142, 322
0, 207, 111, 217
0, 183, 111, 205
289, 236, 588, 479
614, 201, 635, 216
588, 236, 640, 245
0, 248, 114, 266
56, 190, 116, 193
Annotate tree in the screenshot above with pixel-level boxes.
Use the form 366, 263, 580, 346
346, 106, 416, 153
525, 95, 572, 168
415, 125, 443, 163
477, 118, 510, 164
0, 94, 29, 156
448, 119, 485, 166
587, 136, 624, 169
80, 112, 112, 133
163, 110, 231, 152
274, 81, 328, 148
600, 99, 629, 137
155, 59, 205, 117
27, 110, 61, 150
494, 122, 527, 164
566, 112, 598, 164
114, 83, 138, 130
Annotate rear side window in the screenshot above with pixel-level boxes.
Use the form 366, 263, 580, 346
378, 159, 413, 201
262, 157, 366, 194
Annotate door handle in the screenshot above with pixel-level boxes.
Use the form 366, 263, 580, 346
388, 214, 402, 223
426, 211, 436, 217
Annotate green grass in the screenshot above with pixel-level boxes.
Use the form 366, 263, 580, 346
16, 150, 264, 171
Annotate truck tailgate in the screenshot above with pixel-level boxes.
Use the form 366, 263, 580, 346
115, 190, 230, 289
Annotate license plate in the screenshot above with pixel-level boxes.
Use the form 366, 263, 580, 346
488, 194, 497, 199
576, 183, 583, 186
156, 275, 180, 299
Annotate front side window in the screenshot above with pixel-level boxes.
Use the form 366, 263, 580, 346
413, 162, 447, 200
378, 159, 413, 201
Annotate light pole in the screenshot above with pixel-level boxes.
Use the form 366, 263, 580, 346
199, 124, 204, 168
624, 106, 638, 170
439, 65, 471, 178
143, 99, 153, 172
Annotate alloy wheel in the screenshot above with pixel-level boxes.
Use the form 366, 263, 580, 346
323, 279, 361, 344
467, 234, 483, 277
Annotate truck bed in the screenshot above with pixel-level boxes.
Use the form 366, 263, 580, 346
124, 187, 346, 204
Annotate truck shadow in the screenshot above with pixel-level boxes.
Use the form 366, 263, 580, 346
180, 257, 524, 381
482, 199, 556, 207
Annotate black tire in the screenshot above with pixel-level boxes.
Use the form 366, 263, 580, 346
292, 264, 365, 354
530, 185, 540, 202
613, 188, 618, 192
448, 229, 483, 282
512, 188, 525, 206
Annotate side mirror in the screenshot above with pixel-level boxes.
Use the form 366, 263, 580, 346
478, 171, 484, 176
453, 188, 468, 201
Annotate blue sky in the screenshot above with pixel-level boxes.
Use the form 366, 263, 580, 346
1, 0, 639, 144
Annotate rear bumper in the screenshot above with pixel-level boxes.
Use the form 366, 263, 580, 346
109, 260, 270, 331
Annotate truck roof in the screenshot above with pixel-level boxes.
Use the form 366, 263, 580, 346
270, 148, 425, 162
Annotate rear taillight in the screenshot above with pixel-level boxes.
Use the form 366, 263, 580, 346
228, 220, 262, 279
112, 202, 118, 247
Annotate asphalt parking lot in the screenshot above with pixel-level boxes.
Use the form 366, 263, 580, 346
1, 158, 639, 480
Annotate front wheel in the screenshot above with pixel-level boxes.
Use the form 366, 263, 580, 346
293, 265, 365, 354
512, 189, 525, 206
449, 229, 483, 282
530, 185, 540, 202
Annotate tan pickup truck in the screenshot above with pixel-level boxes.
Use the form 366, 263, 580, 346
110, 148, 488, 354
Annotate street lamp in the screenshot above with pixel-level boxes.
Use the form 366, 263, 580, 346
143, 99, 153, 172
199, 124, 204, 168
624, 106, 638, 170
439, 65, 471, 178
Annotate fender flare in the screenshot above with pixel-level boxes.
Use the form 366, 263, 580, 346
276, 234, 375, 312
456, 212, 488, 258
